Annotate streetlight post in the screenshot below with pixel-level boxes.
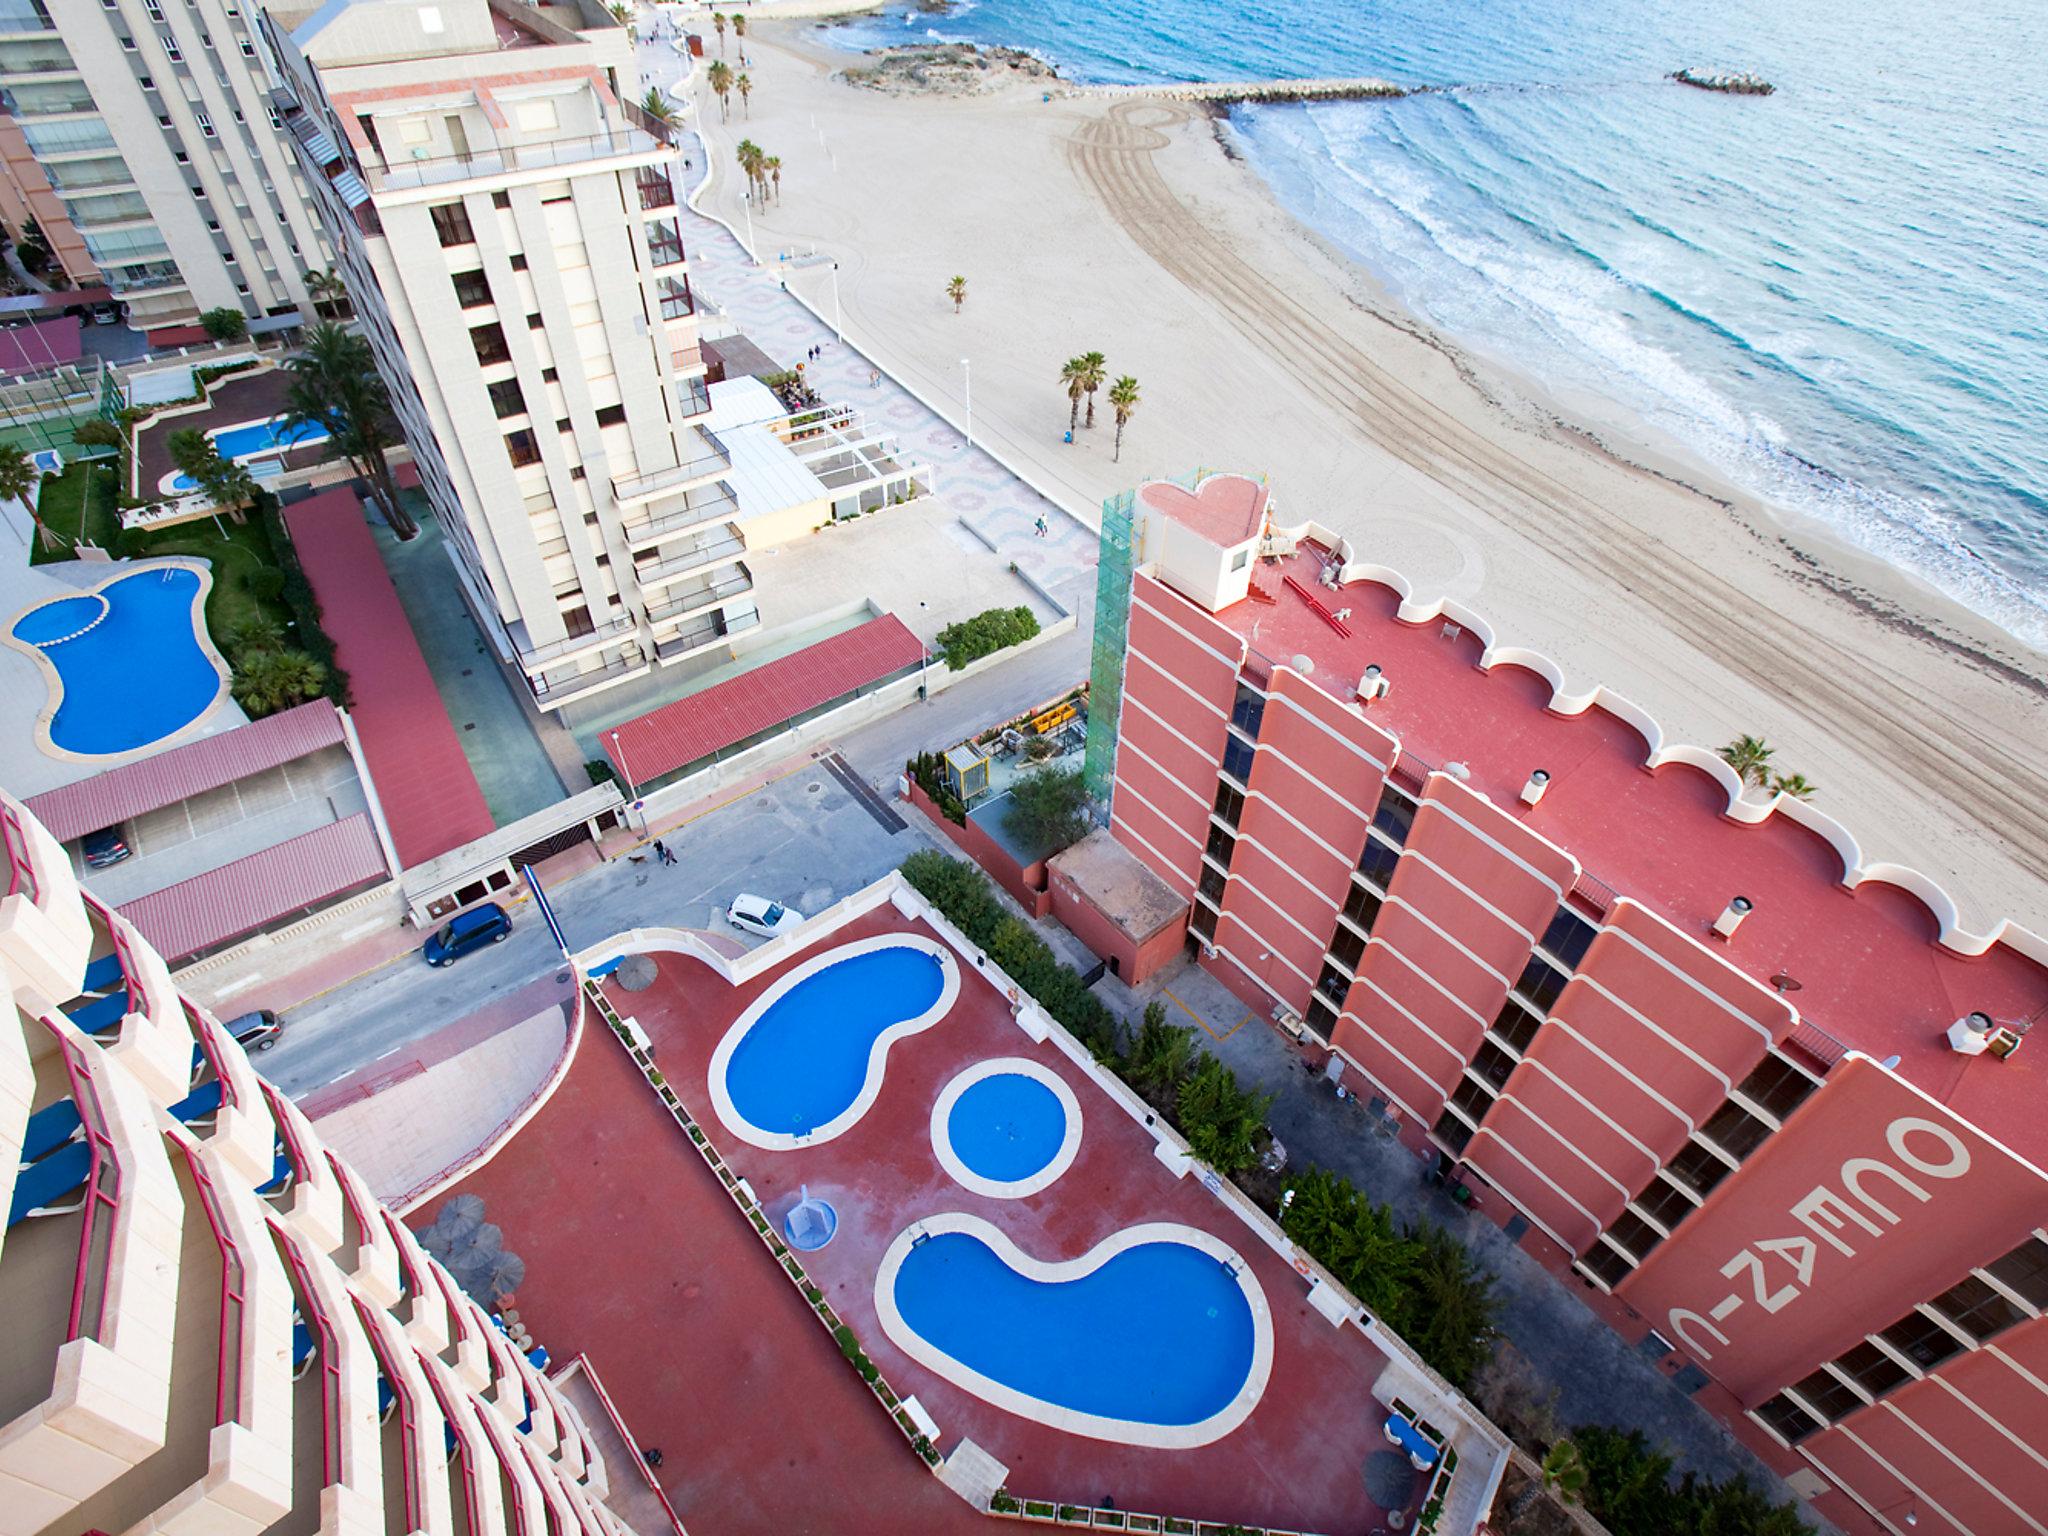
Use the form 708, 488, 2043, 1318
829, 260, 842, 340
739, 187, 755, 263
960, 357, 972, 449
610, 729, 646, 834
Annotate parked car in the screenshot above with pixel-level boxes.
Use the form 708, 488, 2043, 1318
423, 902, 512, 966
726, 893, 803, 939
80, 825, 131, 868
225, 1009, 283, 1051
89, 302, 120, 326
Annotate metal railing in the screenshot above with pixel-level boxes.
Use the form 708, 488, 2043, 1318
633, 528, 743, 588
516, 611, 638, 670
2, 799, 39, 902
532, 648, 645, 702
368, 125, 662, 193
611, 433, 730, 504
621, 479, 739, 544
645, 565, 751, 624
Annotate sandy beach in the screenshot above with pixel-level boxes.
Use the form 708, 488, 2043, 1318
657, 19, 2048, 930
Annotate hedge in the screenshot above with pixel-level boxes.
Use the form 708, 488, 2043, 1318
936, 604, 1039, 670
258, 494, 351, 708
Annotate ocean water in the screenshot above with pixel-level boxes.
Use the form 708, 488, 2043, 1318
828, 0, 2048, 647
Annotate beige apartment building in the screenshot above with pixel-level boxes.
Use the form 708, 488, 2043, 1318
265, 0, 747, 713
0, 0, 329, 330
0, 786, 661, 1534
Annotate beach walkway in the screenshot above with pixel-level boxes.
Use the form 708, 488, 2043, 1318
650, 36, 1099, 609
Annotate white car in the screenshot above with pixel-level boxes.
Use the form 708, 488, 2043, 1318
726, 893, 804, 939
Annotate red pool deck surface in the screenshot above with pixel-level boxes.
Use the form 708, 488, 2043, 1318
283, 489, 495, 868
437, 907, 1401, 1536
1191, 544, 2048, 1162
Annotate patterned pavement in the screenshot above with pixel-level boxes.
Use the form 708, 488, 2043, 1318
641, 36, 1099, 605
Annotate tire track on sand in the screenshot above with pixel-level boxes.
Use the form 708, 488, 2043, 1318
1067, 101, 2048, 888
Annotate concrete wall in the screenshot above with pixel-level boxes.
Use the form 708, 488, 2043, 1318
904, 780, 1050, 919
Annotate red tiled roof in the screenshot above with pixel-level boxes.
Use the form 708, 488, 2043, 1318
25, 700, 346, 844
606, 614, 925, 783
118, 813, 388, 963
282, 490, 495, 869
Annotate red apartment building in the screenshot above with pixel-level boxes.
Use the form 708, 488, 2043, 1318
1092, 470, 2048, 1536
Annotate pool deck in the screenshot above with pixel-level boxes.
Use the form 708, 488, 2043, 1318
432, 905, 1399, 1535
133, 369, 335, 495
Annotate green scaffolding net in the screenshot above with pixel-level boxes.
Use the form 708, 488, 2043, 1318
1081, 487, 1135, 804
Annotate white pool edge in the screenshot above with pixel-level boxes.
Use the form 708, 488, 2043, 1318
929, 1057, 1083, 1200
872, 1213, 1275, 1450
706, 932, 959, 1150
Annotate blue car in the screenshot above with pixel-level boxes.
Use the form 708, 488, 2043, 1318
423, 903, 511, 967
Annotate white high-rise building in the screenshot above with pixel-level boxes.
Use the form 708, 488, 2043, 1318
0, 787, 659, 1534
0, 0, 331, 331
265, 0, 748, 712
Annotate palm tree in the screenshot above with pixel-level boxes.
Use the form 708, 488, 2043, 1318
283, 321, 417, 539
221, 615, 285, 658
735, 138, 763, 199
707, 59, 733, 121
231, 649, 326, 716
946, 274, 967, 313
1542, 1438, 1588, 1504
1770, 771, 1817, 801
1077, 349, 1106, 428
1059, 356, 1087, 435
736, 72, 752, 117
765, 154, 782, 202
712, 10, 726, 54
304, 266, 350, 320
1718, 733, 1774, 790
0, 443, 55, 551
199, 456, 258, 523
732, 11, 746, 51
1108, 374, 1140, 461
638, 86, 677, 133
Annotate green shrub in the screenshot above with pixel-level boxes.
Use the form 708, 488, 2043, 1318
249, 567, 287, 603
199, 307, 248, 341
991, 1490, 1019, 1513
586, 758, 620, 787
1174, 1054, 1272, 1176
936, 604, 1039, 670
832, 1324, 860, 1361
906, 751, 966, 824
1573, 1425, 1805, 1536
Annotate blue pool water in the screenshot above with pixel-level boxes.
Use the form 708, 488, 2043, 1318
947, 1073, 1067, 1183
894, 1232, 1256, 1426
723, 946, 947, 1135
168, 416, 332, 493
12, 568, 220, 754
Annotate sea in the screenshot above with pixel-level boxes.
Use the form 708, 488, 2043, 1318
824, 0, 2048, 649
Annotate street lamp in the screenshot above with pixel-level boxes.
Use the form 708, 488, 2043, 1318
829, 260, 842, 340
610, 729, 646, 833
960, 357, 972, 449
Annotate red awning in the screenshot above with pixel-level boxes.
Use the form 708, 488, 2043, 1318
606, 614, 925, 783
25, 700, 347, 844
281, 490, 495, 869
118, 813, 388, 963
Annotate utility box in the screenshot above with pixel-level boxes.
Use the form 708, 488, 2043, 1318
942, 743, 989, 804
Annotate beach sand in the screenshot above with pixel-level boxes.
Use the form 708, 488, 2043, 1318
664, 21, 2048, 931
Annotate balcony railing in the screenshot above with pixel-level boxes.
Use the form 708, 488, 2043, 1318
621, 481, 739, 546
368, 126, 662, 193
532, 647, 646, 703
3, 799, 40, 902
611, 434, 730, 505
646, 565, 751, 624
634, 527, 743, 589
635, 165, 676, 210
515, 610, 638, 671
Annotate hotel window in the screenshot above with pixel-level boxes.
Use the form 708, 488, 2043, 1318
1579, 1240, 1634, 1290
1304, 995, 1337, 1041
1341, 883, 1382, 935
1471, 1039, 1517, 1091
1514, 952, 1570, 1013
656, 273, 693, 320
1489, 997, 1543, 1056
1733, 1053, 1818, 1123
195, 111, 214, 138
1752, 1392, 1822, 1446
645, 217, 684, 267
504, 429, 540, 468
528, 313, 546, 330
595, 404, 626, 428
1788, 1367, 1864, 1425
492, 189, 511, 208
1221, 732, 1255, 785
1327, 922, 1366, 973
1663, 1137, 1734, 1201
1630, 1175, 1696, 1232
1229, 681, 1265, 738
469, 322, 510, 366
1700, 1100, 1771, 1161
452, 268, 491, 308
162, 33, 181, 59
1604, 1206, 1665, 1264
636, 165, 675, 210
431, 201, 474, 247
1986, 1235, 2048, 1308
1357, 835, 1399, 891
1211, 781, 1244, 828
1833, 1340, 1911, 1401
1203, 823, 1235, 866
1539, 906, 1598, 969
1879, 1309, 1965, 1373
1372, 783, 1416, 845
1314, 962, 1348, 1007
1197, 861, 1226, 908
510, 252, 528, 270
1190, 901, 1218, 943
1928, 1273, 2028, 1342
487, 379, 525, 420
238, 36, 253, 54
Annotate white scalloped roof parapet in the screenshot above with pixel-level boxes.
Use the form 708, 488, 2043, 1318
1276, 518, 2047, 965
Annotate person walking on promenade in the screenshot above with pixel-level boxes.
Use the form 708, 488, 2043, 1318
653, 838, 677, 866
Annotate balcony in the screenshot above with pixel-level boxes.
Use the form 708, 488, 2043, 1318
611, 433, 730, 506
645, 564, 752, 626
0, 0, 54, 34
368, 126, 664, 194
633, 526, 743, 591
514, 610, 639, 673
621, 479, 739, 546
531, 647, 648, 707
635, 165, 676, 211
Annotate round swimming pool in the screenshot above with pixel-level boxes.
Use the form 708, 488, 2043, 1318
10, 566, 226, 755
710, 936, 960, 1148
931, 1057, 1081, 1198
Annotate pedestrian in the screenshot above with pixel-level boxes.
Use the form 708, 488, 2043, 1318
643, 1447, 664, 1469
1035, 515, 1048, 538
869, 369, 880, 389
654, 838, 677, 866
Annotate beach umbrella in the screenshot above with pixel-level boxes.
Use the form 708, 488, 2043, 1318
616, 954, 658, 992
433, 1194, 486, 1241
1362, 1449, 1419, 1512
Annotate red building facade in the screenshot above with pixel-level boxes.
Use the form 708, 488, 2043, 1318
1101, 472, 2048, 1536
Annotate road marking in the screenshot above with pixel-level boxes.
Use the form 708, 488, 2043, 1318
374, 1046, 403, 1060
1162, 985, 1251, 1043
209, 971, 265, 998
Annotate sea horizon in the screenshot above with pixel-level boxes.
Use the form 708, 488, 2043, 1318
825, 0, 2048, 651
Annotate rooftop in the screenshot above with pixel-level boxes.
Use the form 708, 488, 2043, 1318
1049, 826, 1189, 944
1140, 472, 1268, 547
1153, 536, 2048, 1162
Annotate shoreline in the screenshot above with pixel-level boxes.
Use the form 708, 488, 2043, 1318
681, 21, 2048, 928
